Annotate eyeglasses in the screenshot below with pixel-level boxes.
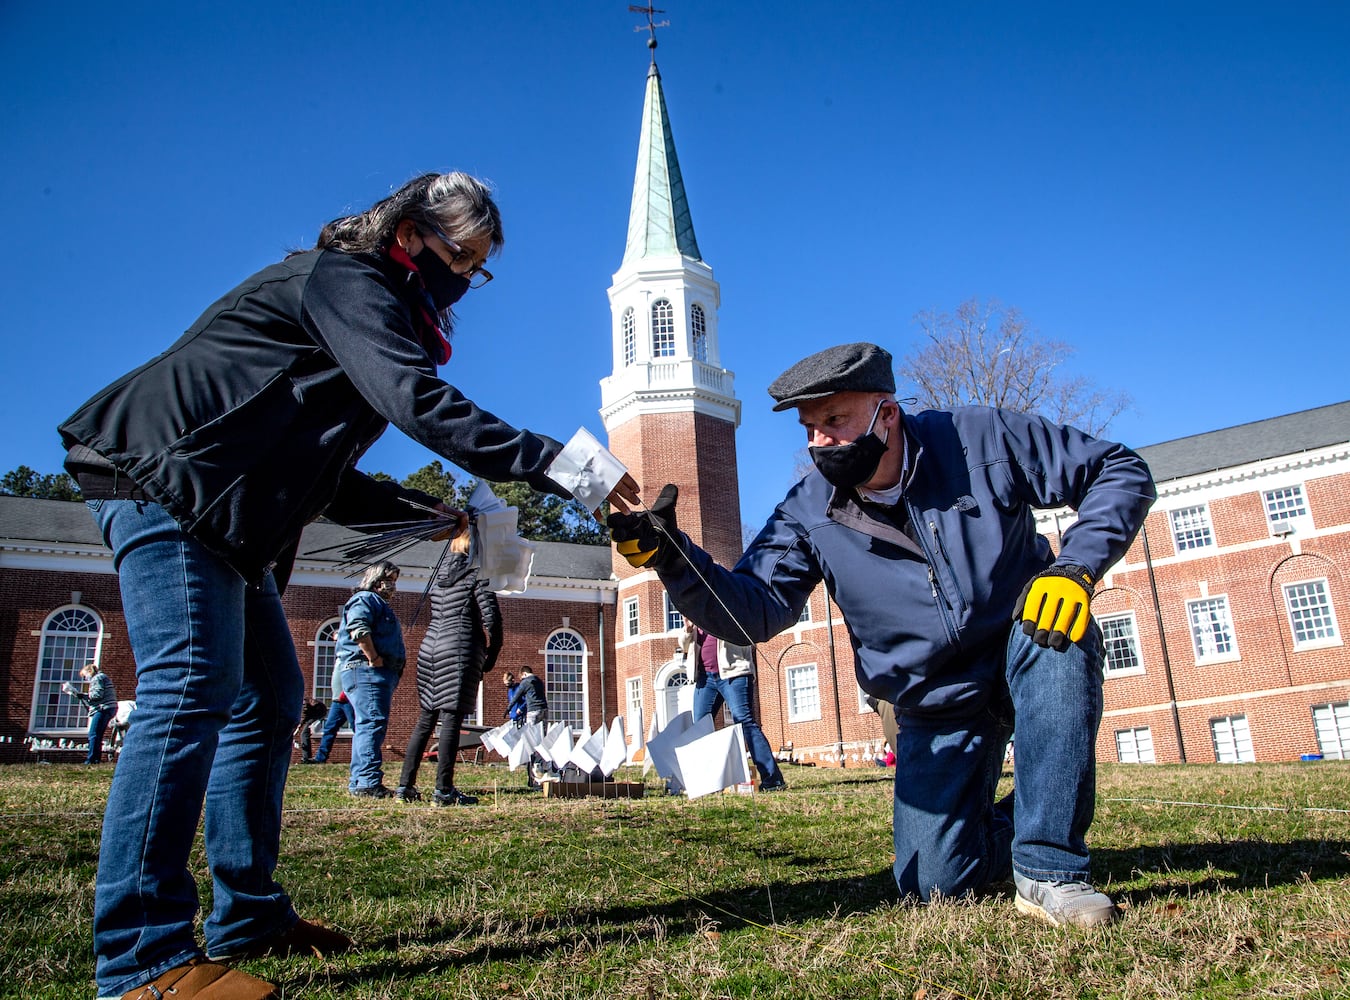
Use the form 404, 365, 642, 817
422, 224, 494, 288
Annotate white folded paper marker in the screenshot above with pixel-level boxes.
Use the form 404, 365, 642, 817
545, 427, 630, 513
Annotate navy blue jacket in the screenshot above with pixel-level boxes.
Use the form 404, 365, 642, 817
659, 406, 1156, 717
506, 672, 548, 716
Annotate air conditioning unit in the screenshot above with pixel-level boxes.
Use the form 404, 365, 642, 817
1269, 519, 1295, 538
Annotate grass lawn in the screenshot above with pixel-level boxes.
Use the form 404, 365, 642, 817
1, 759, 1347, 999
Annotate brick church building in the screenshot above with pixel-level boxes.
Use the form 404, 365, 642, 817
3, 44, 1349, 768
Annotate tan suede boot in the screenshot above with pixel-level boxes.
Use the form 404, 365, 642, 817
119, 959, 276, 1000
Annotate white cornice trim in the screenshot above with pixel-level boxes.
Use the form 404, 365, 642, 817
1103, 678, 1350, 718
0, 544, 115, 575
1152, 443, 1350, 498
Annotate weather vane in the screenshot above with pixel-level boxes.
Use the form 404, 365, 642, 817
629, 4, 670, 51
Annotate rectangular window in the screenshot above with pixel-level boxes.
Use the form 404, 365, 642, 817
664, 592, 684, 633
785, 663, 821, 723
798, 601, 811, 624
546, 656, 586, 732
1263, 485, 1308, 522
1210, 714, 1255, 763
651, 300, 676, 358
1115, 727, 1155, 763
626, 677, 644, 741
1170, 504, 1215, 552
1099, 612, 1143, 675
623, 597, 639, 640
1283, 579, 1340, 648
1187, 596, 1238, 662
1311, 702, 1350, 760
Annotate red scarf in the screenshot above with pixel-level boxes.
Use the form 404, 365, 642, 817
387, 243, 452, 365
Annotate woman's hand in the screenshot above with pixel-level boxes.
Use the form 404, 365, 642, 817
601, 473, 642, 517
430, 502, 468, 542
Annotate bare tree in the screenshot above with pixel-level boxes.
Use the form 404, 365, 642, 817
898, 299, 1129, 436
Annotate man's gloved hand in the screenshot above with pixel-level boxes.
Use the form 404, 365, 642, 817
1016, 563, 1095, 651
607, 484, 679, 569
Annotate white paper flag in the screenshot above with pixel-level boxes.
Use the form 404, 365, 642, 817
567, 725, 607, 774
544, 427, 630, 513
675, 723, 753, 800
479, 721, 519, 757
644, 711, 716, 793
600, 716, 628, 778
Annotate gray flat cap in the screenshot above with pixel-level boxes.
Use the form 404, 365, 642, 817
767, 342, 895, 411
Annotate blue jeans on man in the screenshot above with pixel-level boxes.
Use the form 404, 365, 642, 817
691, 672, 784, 787
342, 664, 401, 791
88, 500, 303, 997
86, 704, 117, 764
890, 621, 1104, 901
312, 698, 355, 762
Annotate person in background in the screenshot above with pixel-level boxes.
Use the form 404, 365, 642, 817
59, 170, 639, 1000
336, 561, 405, 798
75, 662, 118, 765
503, 671, 524, 727
506, 665, 548, 726
293, 697, 327, 764
310, 675, 355, 765
678, 622, 786, 791
396, 532, 502, 806
608, 341, 1154, 928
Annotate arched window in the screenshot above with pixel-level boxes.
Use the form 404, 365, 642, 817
622, 307, 636, 367
32, 606, 103, 732
545, 629, 587, 731
313, 619, 340, 699
690, 303, 707, 361
651, 299, 676, 358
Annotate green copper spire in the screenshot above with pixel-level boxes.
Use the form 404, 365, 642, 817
623, 58, 702, 264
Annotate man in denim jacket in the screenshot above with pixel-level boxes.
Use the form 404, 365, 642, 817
610, 342, 1155, 927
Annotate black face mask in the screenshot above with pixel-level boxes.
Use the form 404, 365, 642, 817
809, 401, 891, 489
411, 245, 470, 311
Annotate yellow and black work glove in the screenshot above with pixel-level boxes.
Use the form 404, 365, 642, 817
1016, 563, 1095, 651
607, 483, 679, 569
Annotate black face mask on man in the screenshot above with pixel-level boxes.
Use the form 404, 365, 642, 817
411, 245, 470, 311
809, 400, 891, 489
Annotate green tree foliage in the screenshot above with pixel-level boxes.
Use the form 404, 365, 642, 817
393, 462, 608, 545
0, 465, 82, 501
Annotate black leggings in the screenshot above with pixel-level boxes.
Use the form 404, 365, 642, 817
398, 707, 466, 794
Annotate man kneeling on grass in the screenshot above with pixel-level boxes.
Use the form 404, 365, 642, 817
608, 342, 1155, 927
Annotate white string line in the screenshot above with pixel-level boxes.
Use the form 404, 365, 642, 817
1105, 796, 1350, 815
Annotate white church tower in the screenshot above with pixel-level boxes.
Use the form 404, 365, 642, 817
602, 26, 744, 738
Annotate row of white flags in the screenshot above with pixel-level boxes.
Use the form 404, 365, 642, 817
479, 709, 753, 800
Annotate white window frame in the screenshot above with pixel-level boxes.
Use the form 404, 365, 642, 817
650, 299, 676, 358
1263, 484, 1311, 534
1311, 702, 1350, 760
621, 307, 636, 367
623, 596, 639, 640
31, 605, 104, 735
690, 303, 707, 361
797, 601, 811, 624
1098, 611, 1145, 677
785, 663, 821, 723
663, 592, 684, 633
626, 676, 644, 740
1210, 714, 1255, 763
1283, 578, 1341, 650
312, 618, 340, 699
1170, 504, 1215, 553
1115, 726, 1155, 763
1187, 595, 1240, 664
544, 629, 588, 733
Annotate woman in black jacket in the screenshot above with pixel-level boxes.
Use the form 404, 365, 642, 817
396, 532, 502, 806
59, 171, 639, 1000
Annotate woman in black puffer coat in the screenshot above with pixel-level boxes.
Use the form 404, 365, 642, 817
396, 532, 501, 806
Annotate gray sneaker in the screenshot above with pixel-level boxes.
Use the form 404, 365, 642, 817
1013, 872, 1118, 927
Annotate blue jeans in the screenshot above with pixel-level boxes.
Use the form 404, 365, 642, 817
89, 501, 302, 996
86, 705, 116, 764
692, 672, 784, 786
313, 698, 355, 762
891, 621, 1104, 901
342, 665, 400, 790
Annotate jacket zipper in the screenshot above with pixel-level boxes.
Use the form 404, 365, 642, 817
903, 499, 961, 649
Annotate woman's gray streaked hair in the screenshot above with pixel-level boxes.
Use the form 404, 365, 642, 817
356, 561, 400, 593
316, 172, 504, 256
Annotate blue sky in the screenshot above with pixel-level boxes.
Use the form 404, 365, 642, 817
3, 2, 1347, 528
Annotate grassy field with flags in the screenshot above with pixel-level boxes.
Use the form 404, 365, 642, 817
3, 760, 1348, 999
